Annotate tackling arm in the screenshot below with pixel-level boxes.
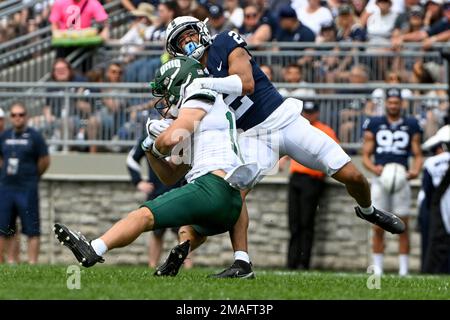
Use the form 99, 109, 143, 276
145, 107, 207, 184
194, 47, 254, 96
155, 108, 207, 155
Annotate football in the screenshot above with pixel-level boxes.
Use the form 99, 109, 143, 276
380, 163, 408, 194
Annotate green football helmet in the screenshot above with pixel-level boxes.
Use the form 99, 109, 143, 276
150, 56, 209, 118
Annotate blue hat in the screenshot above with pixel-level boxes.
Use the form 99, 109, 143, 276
386, 88, 402, 100
208, 4, 224, 18
279, 5, 297, 19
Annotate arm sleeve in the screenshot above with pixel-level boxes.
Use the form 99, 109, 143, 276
48, 1, 61, 24
362, 117, 373, 132
126, 139, 145, 186
411, 118, 423, 136
92, 0, 109, 23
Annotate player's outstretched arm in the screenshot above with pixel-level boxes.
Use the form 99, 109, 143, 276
144, 107, 207, 185
191, 48, 254, 96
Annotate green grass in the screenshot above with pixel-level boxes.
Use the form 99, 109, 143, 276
0, 265, 449, 299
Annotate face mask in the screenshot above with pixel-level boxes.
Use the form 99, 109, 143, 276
183, 42, 199, 56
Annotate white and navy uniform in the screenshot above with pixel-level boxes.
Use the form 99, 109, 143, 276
421, 151, 450, 273
180, 90, 260, 190
418, 152, 450, 270
206, 31, 350, 180
422, 152, 450, 234
363, 116, 422, 216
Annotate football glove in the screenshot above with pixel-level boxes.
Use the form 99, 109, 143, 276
141, 135, 154, 152
146, 118, 173, 140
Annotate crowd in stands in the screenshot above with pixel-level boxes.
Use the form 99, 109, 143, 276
0, 0, 448, 152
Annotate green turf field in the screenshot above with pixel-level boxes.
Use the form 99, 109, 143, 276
0, 265, 448, 299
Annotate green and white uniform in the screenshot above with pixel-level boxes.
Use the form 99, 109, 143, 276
142, 59, 259, 236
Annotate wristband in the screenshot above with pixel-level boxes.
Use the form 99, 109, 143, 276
150, 142, 167, 159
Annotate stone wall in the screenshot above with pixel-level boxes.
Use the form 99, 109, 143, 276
20, 175, 421, 272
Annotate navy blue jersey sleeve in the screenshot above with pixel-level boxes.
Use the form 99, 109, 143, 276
422, 168, 435, 210
362, 117, 375, 133
213, 31, 249, 61
34, 131, 49, 158
409, 117, 423, 136
126, 138, 146, 186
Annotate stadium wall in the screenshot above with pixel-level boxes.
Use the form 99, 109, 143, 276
27, 174, 421, 272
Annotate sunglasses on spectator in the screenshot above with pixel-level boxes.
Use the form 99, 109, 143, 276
11, 113, 26, 118
245, 13, 258, 18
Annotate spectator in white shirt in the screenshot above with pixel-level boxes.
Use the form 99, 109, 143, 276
366, 0, 398, 43
118, 3, 157, 60
224, 0, 244, 28
365, 0, 405, 14
295, 0, 334, 35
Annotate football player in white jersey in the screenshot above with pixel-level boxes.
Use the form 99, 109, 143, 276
53, 57, 258, 277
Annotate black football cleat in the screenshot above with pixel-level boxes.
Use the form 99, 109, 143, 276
355, 207, 406, 234
54, 223, 105, 267
154, 240, 190, 277
208, 260, 255, 279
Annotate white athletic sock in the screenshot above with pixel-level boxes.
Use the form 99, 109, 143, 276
373, 253, 383, 275
359, 205, 375, 215
399, 254, 409, 276
234, 251, 250, 264
91, 238, 108, 256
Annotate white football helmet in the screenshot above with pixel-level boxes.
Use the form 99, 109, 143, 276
165, 16, 212, 60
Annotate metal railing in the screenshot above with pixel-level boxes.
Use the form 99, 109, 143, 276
0, 0, 41, 19
99, 41, 450, 83
0, 82, 447, 153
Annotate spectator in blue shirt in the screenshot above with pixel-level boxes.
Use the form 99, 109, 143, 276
0, 102, 50, 264
276, 5, 316, 42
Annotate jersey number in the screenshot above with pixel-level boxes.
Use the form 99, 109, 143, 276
376, 130, 409, 154
226, 111, 240, 156
224, 94, 254, 120
228, 31, 244, 44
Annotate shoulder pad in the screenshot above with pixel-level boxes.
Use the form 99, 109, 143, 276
183, 88, 217, 104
